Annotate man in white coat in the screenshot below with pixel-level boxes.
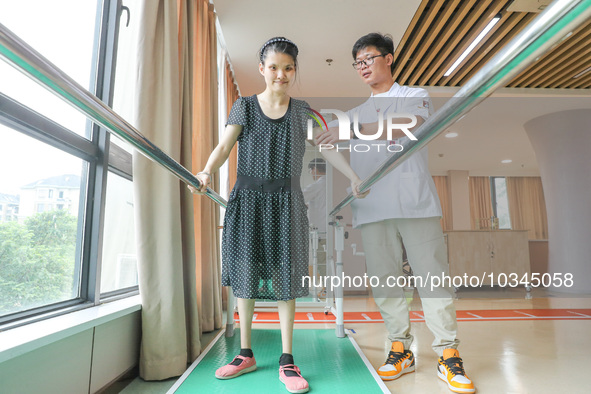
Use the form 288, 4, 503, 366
316, 33, 475, 394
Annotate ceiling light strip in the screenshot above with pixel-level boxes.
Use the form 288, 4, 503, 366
444, 15, 502, 77
573, 65, 591, 78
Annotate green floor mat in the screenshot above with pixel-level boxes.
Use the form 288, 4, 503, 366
170, 329, 385, 393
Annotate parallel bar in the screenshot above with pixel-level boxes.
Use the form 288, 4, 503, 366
0, 22, 227, 208
330, 0, 591, 217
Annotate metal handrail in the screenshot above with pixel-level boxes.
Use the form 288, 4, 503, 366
0, 22, 227, 208
330, 0, 591, 217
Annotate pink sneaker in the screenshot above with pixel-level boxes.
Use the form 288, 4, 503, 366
279, 364, 309, 393
215, 355, 257, 379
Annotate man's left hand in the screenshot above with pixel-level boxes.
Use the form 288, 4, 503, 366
315, 126, 340, 145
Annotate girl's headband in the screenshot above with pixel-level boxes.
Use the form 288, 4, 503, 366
260, 38, 298, 62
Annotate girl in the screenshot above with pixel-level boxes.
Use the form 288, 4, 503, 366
190, 37, 366, 393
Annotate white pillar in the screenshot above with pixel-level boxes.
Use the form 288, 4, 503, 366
525, 109, 591, 294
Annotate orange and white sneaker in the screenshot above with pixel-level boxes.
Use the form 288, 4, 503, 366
437, 349, 475, 393
377, 341, 415, 381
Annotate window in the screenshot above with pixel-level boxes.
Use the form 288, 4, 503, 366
37, 189, 49, 199
0, 0, 131, 326
491, 177, 512, 230
0, 128, 87, 316
101, 172, 137, 294
101, 0, 142, 298
111, 0, 141, 153
0, 1, 99, 139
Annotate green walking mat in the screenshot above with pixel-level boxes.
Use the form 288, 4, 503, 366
167, 328, 388, 393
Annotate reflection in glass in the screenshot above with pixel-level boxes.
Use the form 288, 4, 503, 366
100, 172, 137, 293
301, 148, 329, 301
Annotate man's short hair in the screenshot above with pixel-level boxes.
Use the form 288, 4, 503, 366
308, 158, 326, 173
352, 33, 395, 76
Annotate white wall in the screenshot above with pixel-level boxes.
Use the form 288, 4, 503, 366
0, 311, 141, 394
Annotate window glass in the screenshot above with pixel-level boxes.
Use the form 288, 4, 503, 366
104, 0, 140, 294
0, 126, 87, 316
0, 0, 99, 138
493, 177, 512, 229
111, 0, 141, 152
100, 172, 138, 293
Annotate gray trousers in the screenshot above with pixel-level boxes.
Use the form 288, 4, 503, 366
360, 217, 459, 356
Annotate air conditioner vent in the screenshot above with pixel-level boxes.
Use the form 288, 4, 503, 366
507, 0, 552, 13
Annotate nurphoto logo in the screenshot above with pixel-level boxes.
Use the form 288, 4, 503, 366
306, 108, 418, 152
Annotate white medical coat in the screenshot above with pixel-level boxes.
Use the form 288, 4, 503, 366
332, 83, 442, 228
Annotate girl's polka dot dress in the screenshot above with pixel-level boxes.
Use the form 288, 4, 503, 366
222, 95, 310, 301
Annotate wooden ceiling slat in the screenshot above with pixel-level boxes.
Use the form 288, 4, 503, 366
459, 13, 536, 84
509, 23, 591, 87
399, 0, 462, 85
390, 0, 590, 90
527, 41, 591, 87
391, 0, 431, 82
546, 47, 591, 88
408, 0, 472, 86
417, 0, 488, 85
545, 51, 591, 88
515, 27, 591, 87
550, 67, 591, 89
395, 1, 446, 86
576, 76, 591, 89
519, 61, 563, 87
432, 0, 513, 85
566, 71, 591, 88
580, 74, 591, 88
448, 12, 526, 86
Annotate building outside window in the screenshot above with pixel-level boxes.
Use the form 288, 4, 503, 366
20, 175, 81, 220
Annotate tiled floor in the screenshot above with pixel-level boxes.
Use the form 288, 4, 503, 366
118, 288, 591, 393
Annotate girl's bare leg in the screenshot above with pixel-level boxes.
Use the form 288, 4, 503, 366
237, 297, 255, 348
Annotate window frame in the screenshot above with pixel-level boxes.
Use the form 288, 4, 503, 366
0, 0, 136, 329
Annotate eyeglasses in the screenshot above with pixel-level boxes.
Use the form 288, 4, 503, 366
352, 54, 385, 70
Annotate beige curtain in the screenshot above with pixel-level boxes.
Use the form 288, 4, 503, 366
432, 176, 452, 231
132, 0, 221, 380
179, 0, 202, 362
469, 177, 493, 230
132, 0, 196, 380
191, 0, 223, 334
506, 177, 548, 239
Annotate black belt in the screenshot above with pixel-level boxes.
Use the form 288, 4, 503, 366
234, 175, 300, 193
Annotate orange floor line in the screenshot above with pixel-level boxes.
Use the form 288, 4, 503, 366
233, 308, 591, 323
